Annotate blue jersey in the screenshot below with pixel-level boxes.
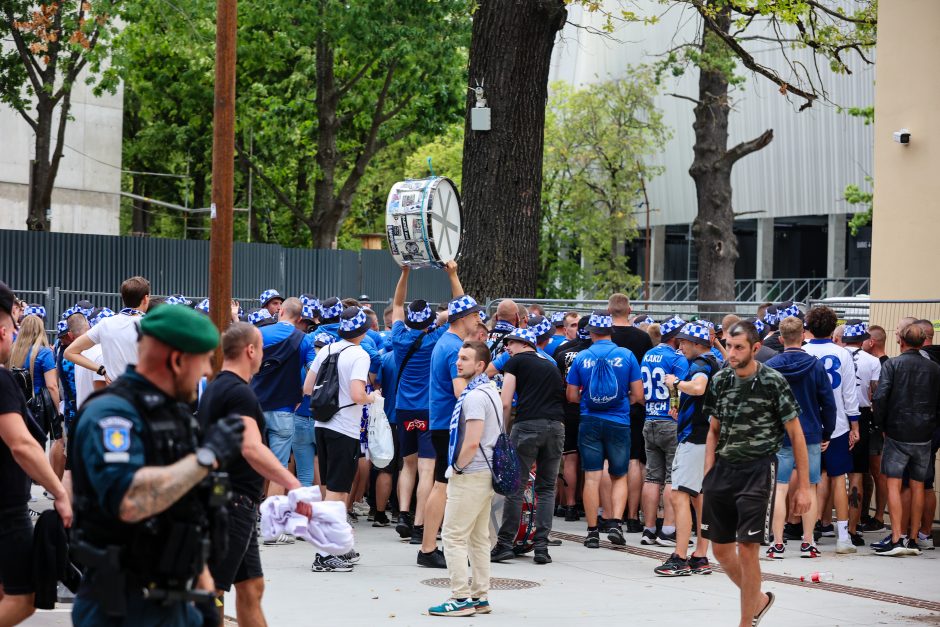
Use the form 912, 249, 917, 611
677, 354, 719, 444
392, 321, 448, 411
428, 331, 464, 430
366, 329, 386, 354
545, 335, 567, 357
710, 347, 724, 364
641, 344, 689, 420
566, 339, 641, 425
374, 351, 400, 425
492, 346, 552, 372
22, 346, 56, 395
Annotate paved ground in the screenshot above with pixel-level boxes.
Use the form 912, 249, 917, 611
23, 493, 940, 626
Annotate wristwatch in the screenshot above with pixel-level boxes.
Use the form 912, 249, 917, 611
195, 447, 217, 469
97, 365, 107, 376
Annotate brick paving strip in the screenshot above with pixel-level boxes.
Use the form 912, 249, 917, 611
549, 531, 940, 613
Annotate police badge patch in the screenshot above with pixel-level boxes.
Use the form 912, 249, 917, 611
99, 417, 132, 462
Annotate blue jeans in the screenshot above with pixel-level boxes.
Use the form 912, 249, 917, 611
293, 414, 317, 487
264, 410, 295, 467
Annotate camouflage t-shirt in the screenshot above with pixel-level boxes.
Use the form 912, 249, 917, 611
701, 363, 799, 463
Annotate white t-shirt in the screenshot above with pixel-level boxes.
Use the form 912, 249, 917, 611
845, 346, 881, 408
75, 344, 105, 408
86, 313, 142, 379
803, 339, 860, 438
310, 340, 371, 439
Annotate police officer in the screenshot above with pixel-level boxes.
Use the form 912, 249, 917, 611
70, 304, 245, 626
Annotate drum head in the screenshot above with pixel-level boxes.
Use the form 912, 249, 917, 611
385, 177, 461, 269
427, 179, 461, 264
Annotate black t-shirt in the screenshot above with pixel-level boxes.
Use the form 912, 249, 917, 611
879, 355, 889, 365
555, 339, 591, 424
503, 352, 564, 423
611, 325, 653, 420
762, 331, 783, 353
198, 371, 266, 500
0, 368, 33, 507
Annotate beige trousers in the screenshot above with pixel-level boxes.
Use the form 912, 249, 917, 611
442, 471, 495, 599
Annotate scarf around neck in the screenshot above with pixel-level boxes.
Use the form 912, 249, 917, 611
448, 373, 492, 466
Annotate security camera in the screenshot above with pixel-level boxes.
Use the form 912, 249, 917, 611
893, 129, 911, 145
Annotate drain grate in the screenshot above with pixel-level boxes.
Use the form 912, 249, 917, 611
421, 577, 540, 590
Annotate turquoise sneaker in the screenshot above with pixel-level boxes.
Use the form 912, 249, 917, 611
472, 598, 492, 614
428, 598, 476, 617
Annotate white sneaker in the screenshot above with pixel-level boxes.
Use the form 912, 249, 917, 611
262, 533, 296, 546
835, 539, 857, 554
916, 536, 935, 551
352, 499, 371, 516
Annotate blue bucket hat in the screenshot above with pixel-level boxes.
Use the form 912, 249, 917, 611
405, 299, 435, 330
505, 327, 538, 350
339, 306, 368, 340
320, 297, 344, 322
675, 322, 711, 347
842, 319, 870, 343
586, 310, 613, 335
448, 294, 482, 322
259, 289, 283, 307
660, 315, 687, 341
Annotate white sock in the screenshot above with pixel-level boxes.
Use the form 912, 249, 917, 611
662, 525, 676, 535
919, 532, 930, 541
836, 520, 849, 541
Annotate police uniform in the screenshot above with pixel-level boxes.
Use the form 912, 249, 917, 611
69, 305, 226, 626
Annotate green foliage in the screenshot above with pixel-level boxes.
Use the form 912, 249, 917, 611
845, 176, 873, 235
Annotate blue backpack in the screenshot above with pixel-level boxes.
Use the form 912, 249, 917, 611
586, 346, 621, 411
480, 391, 522, 496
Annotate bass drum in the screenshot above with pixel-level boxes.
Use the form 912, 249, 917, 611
385, 177, 462, 269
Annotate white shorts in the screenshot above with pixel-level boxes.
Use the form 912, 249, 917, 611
672, 441, 707, 497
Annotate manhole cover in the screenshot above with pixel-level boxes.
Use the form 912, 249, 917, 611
421, 577, 540, 590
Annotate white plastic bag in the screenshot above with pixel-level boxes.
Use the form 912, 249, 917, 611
368, 394, 394, 468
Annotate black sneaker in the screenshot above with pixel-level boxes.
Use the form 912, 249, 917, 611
417, 548, 447, 568
849, 531, 865, 547
564, 506, 580, 522
625, 519, 644, 534
640, 529, 657, 545
554, 504, 567, 518
490, 544, 515, 562
688, 555, 712, 575
870, 534, 895, 550
597, 515, 609, 531
312, 554, 353, 572
655, 530, 684, 547
607, 525, 626, 546
395, 512, 413, 539
783, 522, 803, 542
373, 511, 390, 528
654, 553, 691, 577
410, 525, 425, 545
816, 522, 835, 537
367, 508, 376, 522
547, 538, 562, 546
584, 530, 600, 549
340, 549, 361, 564
533, 549, 552, 564
860, 519, 886, 533
873, 537, 909, 557
905, 539, 923, 556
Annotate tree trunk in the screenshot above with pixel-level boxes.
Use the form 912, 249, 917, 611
27, 100, 54, 231
131, 175, 150, 235
459, 0, 566, 300
312, 12, 340, 250
689, 5, 772, 303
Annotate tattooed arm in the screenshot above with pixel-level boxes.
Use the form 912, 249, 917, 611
118, 455, 209, 523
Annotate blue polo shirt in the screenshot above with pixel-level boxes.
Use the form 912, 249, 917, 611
22, 347, 56, 395
366, 329, 386, 354
392, 321, 448, 411
428, 331, 465, 430
373, 351, 399, 425
566, 339, 641, 425
545, 335, 567, 357
640, 344, 689, 420
491, 346, 552, 372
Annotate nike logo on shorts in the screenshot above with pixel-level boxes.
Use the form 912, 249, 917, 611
747, 529, 762, 536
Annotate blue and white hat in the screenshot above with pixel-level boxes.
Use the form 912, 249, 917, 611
577, 315, 591, 340
56, 319, 69, 335
73, 300, 94, 318
339, 306, 368, 339
259, 289, 283, 307
196, 299, 210, 314
479, 310, 489, 324
660, 315, 687, 341
314, 332, 336, 348
405, 299, 434, 330
842, 319, 870, 343
248, 308, 273, 326
675, 322, 711, 347
697, 319, 715, 330
775, 301, 803, 321
586, 310, 613, 335
320, 297, 344, 322
91, 307, 115, 327
448, 294, 483, 322
762, 306, 779, 328
505, 327, 538, 350
60, 305, 84, 321
23, 304, 45, 319
528, 315, 553, 343
301, 303, 318, 322
633, 315, 654, 327
165, 295, 191, 306
750, 318, 766, 335
550, 311, 566, 327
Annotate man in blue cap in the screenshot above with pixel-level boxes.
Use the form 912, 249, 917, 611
259, 289, 283, 317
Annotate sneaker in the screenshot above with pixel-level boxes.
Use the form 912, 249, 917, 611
410, 525, 425, 545
654, 553, 691, 577
860, 519, 886, 533
640, 529, 657, 545
905, 539, 922, 556
490, 544, 515, 562
396, 512, 413, 538
835, 539, 857, 554
311, 554, 353, 572
554, 504, 567, 518
262, 533, 295, 546
625, 519, 644, 534
347, 511, 359, 525
688, 555, 712, 575
340, 549, 361, 564
607, 525, 626, 546
428, 598, 476, 617
472, 598, 492, 615
547, 537, 562, 546
799, 542, 820, 558
564, 506, 580, 522
873, 537, 909, 556
367, 508, 376, 522
765, 543, 785, 559
816, 522, 835, 537
533, 549, 552, 564
849, 531, 865, 547
655, 530, 684, 547
597, 515, 609, 531
352, 498, 370, 516
782, 522, 803, 542
372, 511, 390, 527
870, 533, 895, 550
584, 529, 600, 549
916, 535, 935, 551
28, 508, 41, 519
56, 582, 75, 604
417, 548, 447, 568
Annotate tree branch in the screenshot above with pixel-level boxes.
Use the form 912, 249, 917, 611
335, 55, 380, 100
804, 0, 876, 25
668, 92, 701, 106
723, 129, 773, 166
4, 8, 44, 98
235, 139, 304, 220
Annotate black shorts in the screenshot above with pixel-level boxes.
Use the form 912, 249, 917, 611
315, 427, 360, 494
398, 409, 435, 459
563, 414, 580, 454
430, 429, 450, 484
211, 495, 263, 592
852, 408, 873, 473
701, 455, 777, 545
629, 404, 647, 463
0, 503, 35, 594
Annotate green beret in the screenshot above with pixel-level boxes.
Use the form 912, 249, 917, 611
140, 304, 219, 353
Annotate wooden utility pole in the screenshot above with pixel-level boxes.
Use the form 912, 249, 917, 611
208, 0, 237, 369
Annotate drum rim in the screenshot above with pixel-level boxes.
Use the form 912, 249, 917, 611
424, 177, 462, 266
386, 176, 462, 269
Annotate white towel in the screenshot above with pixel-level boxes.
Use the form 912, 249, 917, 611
260, 489, 354, 555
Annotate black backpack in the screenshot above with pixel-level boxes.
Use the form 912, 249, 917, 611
311, 344, 354, 422
9, 367, 53, 444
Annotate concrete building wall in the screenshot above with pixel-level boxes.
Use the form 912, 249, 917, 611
0, 41, 123, 235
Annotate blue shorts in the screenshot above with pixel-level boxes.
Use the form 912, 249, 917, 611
776, 443, 822, 485
578, 415, 631, 477
397, 409, 435, 459
822, 432, 853, 477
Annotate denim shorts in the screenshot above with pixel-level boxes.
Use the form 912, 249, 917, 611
776, 442, 822, 485
882, 436, 932, 482
578, 415, 631, 477
263, 410, 296, 467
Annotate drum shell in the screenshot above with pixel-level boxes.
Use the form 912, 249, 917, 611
385, 177, 462, 269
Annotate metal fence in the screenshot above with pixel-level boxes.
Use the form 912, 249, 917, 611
807, 298, 940, 357
649, 277, 870, 302
484, 297, 766, 324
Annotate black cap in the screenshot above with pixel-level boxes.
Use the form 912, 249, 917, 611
0, 282, 13, 317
